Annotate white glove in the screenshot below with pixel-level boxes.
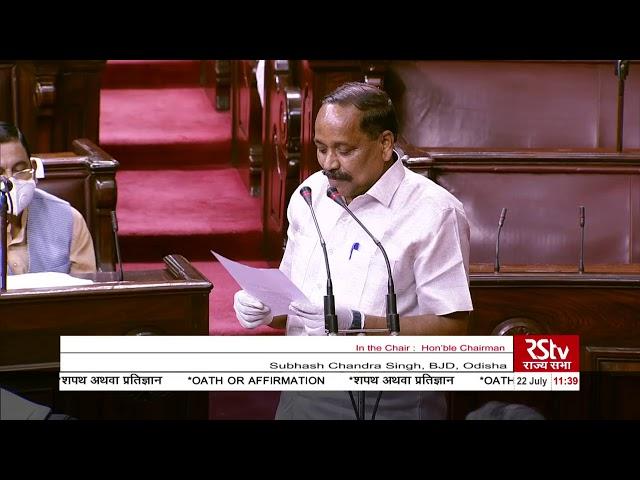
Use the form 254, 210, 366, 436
289, 301, 364, 336
233, 290, 273, 329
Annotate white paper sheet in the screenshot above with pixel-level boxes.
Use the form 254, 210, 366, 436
211, 250, 309, 316
1, 388, 52, 420
7, 272, 94, 290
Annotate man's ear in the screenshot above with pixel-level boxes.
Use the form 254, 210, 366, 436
381, 131, 395, 162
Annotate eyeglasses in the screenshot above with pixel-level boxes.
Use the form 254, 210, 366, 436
6, 168, 34, 181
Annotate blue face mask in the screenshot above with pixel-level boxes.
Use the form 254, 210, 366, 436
8, 178, 36, 216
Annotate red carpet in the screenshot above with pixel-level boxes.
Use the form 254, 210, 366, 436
116, 168, 263, 261
100, 88, 231, 168
99, 60, 280, 419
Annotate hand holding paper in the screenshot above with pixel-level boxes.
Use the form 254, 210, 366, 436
212, 250, 309, 317
234, 290, 273, 329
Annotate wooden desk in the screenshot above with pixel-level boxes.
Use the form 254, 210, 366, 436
450, 264, 640, 420
0, 255, 212, 420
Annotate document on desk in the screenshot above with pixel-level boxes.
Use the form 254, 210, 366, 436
211, 250, 309, 316
8, 272, 94, 290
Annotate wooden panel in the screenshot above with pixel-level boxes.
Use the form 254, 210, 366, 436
231, 60, 263, 196
469, 275, 640, 351
0, 61, 105, 153
584, 346, 640, 372
386, 60, 640, 150
261, 60, 301, 260
0, 255, 212, 420
50, 62, 103, 152
405, 151, 640, 265
582, 347, 640, 419
215, 60, 231, 111
401, 150, 640, 418
443, 272, 640, 419
202, 60, 232, 111
621, 61, 640, 149
0, 64, 16, 122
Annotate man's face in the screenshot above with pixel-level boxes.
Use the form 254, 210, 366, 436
0, 139, 36, 218
0, 140, 31, 178
314, 103, 394, 203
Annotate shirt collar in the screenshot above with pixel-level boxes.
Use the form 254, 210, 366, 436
363, 151, 405, 208
9, 207, 29, 245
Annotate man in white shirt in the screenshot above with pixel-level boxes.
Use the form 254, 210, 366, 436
234, 82, 473, 419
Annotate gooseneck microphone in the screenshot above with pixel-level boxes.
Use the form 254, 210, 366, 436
110, 211, 124, 281
494, 208, 507, 273
327, 186, 400, 335
579, 206, 585, 274
0, 176, 13, 193
0, 176, 11, 292
299, 187, 338, 335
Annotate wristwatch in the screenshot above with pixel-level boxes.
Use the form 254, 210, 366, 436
350, 310, 364, 330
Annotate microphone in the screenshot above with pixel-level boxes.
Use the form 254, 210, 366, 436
494, 208, 507, 273
579, 206, 585, 274
0, 176, 13, 193
299, 187, 338, 335
110, 210, 124, 281
327, 186, 400, 335
0, 177, 10, 292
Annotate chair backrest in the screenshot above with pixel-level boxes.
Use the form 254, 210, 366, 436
35, 139, 119, 272
404, 149, 640, 266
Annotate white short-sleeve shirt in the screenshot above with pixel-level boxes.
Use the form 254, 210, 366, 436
280, 157, 473, 335
276, 158, 473, 420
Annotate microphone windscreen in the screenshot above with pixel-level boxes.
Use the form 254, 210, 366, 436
110, 211, 119, 231
299, 186, 312, 206
499, 208, 507, 226
326, 186, 345, 206
0, 176, 13, 192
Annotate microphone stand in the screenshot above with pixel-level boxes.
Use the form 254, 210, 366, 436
299, 187, 338, 335
110, 211, 124, 281
578, 206, 585, 274
494, 208, 507, 273
615, 60, 629, 152
327, 186, 400, 420
327, 187, 400, 335
0, 179, 8, 292
300, 187, 366, 417
0, 176, 13, 293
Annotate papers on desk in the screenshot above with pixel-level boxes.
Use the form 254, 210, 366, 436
7, 272, 95, 290
211, 250, 309, 317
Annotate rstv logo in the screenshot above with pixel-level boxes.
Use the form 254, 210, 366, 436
525, 338, 569, 360
513, 335, 580, 372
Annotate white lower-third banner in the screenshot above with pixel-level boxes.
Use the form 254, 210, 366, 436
58, 335, 580, 391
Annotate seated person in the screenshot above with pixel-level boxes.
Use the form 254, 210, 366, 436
0, 122, 96, 274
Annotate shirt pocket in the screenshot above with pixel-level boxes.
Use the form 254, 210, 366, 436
332, 251, 370, 309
